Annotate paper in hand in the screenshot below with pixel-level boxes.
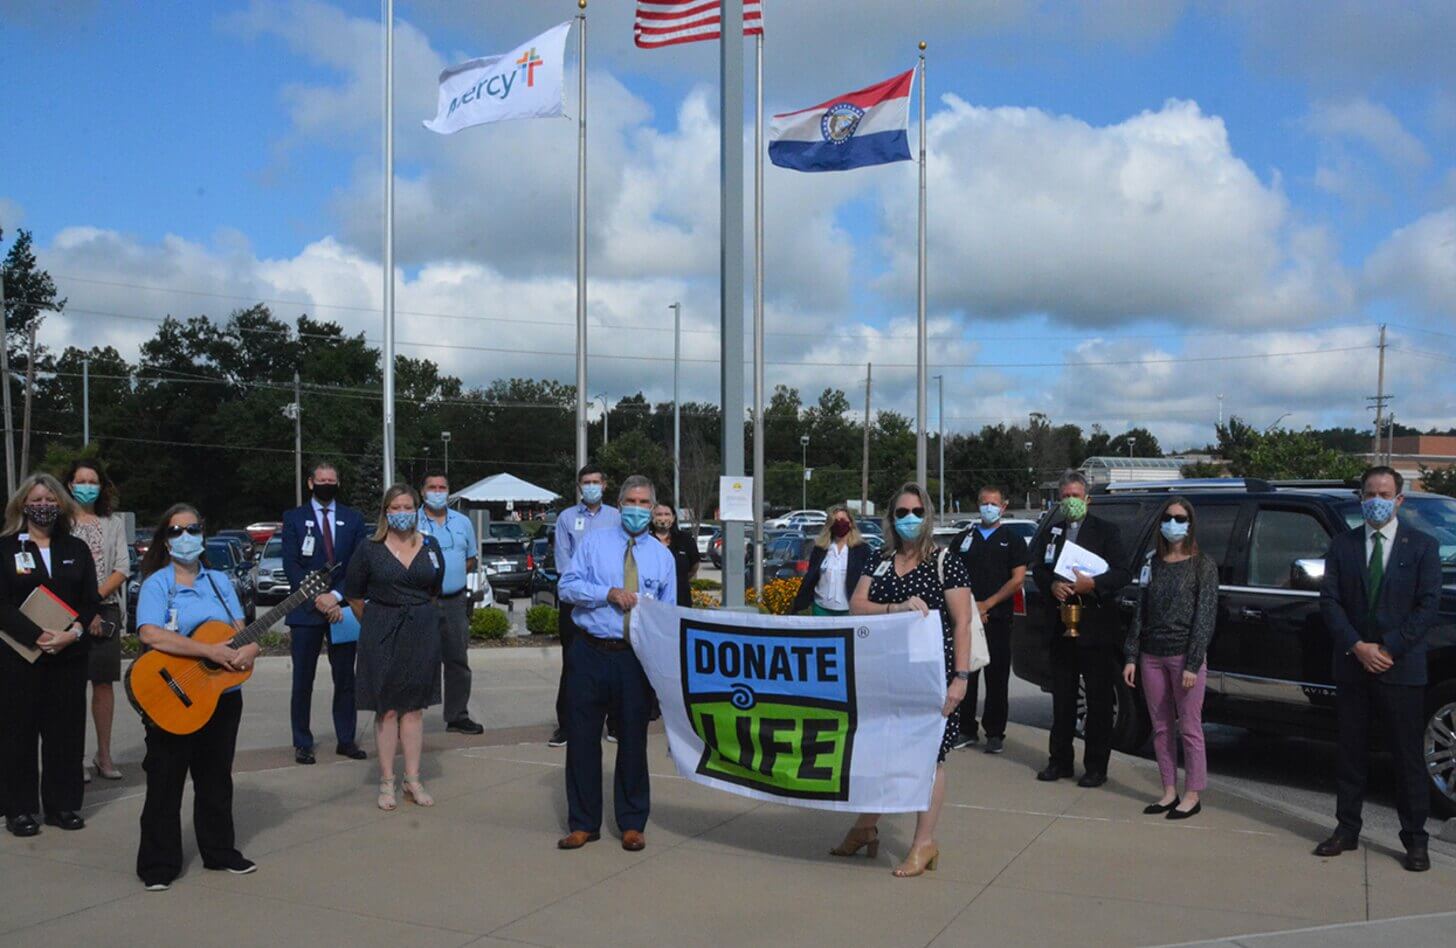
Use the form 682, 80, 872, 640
1053, 540, 1109, 583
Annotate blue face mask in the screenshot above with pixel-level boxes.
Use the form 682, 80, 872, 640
424, 490, 449, 511
387, 511, 417, 532
1362, 496, 1397, 527
894, 513, 924, 540
979, 503, 1002, 525
581, 483, 603, 505
621, 505, 651, 535
168, 532, 204, 564
1159, 519, 1190, 543
71, 483, 101, 506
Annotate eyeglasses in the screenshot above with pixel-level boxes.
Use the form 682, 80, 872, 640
1160, 514, 1189, 524
894, 506, 926, 519
165, 524, 204, 538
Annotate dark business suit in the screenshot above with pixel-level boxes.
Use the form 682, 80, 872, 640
790, 542, 872, 614
1029, 513, 1131, 776
281, 501, 366, 752
1319, 522, 1441, 846
0, 532, 100, 820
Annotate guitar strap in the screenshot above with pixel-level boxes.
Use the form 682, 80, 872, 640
203, 572, 241, 629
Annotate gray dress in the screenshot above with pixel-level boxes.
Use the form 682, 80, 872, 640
345, 536, 444, 713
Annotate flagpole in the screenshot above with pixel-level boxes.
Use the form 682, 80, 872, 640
382, 0, 397, 486
914, 41, 928, 491
751, 27, 765, 595
721, 0, 747, 608
575, 0, 589, 476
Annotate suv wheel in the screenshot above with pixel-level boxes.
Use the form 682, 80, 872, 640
1424, 681, 1456, 819
1076, 661, 1151, 753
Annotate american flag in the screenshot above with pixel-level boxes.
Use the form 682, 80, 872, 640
634, 1, 764, 49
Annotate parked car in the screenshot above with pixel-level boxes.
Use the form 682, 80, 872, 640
856, 518, 882, 536
204, 538, 257, 623
761, 535, 816, 581
134, 527, 154, 556
694, 524, 719, 556
126, 547, 141, 634
1001, 517, 1038, 543
487, 522, 527, 541
245, 521, 282, 545
214, 529, 258, 561
528, 537, 559, 607
766, 509, 825, 529
481, 537, 533, 599
254, 537, 289, 606
1010, 478, 1456, 815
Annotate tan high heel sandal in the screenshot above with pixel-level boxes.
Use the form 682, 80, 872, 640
893, 842, 940, 877
402, 775, 434, 807
829, 826, 880, 858
378, 778, 397, 811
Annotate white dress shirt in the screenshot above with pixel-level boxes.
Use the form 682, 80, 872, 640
815, 542, 850, 611
1365, 518, 1398, 571
309, 497, 344, 602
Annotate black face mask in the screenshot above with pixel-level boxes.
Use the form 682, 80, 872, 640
312, 483, 339, 505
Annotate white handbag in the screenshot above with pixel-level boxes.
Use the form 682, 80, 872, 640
938, 548, 991, 672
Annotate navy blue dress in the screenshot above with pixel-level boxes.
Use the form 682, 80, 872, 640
345, 537, 444, 713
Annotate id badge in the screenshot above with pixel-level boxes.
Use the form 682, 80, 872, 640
166, 608, 179, 632
301, 535, 316, 557
574, 516, 585, 532
873, 559, 891, 577
960, 535, 972, 553
1139, 564, 1152, 586
1044, 544, 1057, 565
14, 551, 35, 572
428, 552, 440, 570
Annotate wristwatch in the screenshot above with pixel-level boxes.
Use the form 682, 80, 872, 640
953, 670, 971, 681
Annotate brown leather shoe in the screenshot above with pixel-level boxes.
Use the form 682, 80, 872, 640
621, 830, 646, 852
557, 831, 600, 850
1313, 833, 1358, 857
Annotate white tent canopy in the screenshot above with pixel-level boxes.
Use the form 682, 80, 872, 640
450, 472, 561, 505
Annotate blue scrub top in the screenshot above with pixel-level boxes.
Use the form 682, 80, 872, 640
137, 564, 247, 692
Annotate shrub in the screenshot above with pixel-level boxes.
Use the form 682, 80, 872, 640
690, 588, 721, 609
121, 635, 142, 657
745, 577, 802, 615
525, 604, 558, 635
690, 577, 722, 592
470, 607, 511, 641
258, 629, 286, 650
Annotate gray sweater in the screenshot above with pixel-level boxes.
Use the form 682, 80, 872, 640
1124, 554, 1219, 671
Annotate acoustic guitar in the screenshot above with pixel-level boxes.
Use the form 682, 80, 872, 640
125, 567, 336, 734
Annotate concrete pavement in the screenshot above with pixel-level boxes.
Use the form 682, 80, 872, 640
3, 649, 1450, 947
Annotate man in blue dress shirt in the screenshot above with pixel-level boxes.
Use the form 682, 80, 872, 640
418, 471, 483, 735
555, 475, 675, 853
548, 464, 621, 747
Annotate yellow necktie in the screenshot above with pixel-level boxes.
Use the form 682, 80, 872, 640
623, 539, 639, 641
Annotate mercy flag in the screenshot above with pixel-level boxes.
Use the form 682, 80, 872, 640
768, 68, 914, 173
423, 21, 572, 135
634, 1, 764, 49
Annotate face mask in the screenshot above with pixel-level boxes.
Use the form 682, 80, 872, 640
894, 513, 924, 540
581, 483, 603, 505
1060, 496, 1088, 522
831, 520, 853, 538
24, 503, 60, 528
168, 531, 204, 564
312, 483, 339, 505
652, 517, 673, 533
71, 484, 101, 506
979, 503, 1002, 525
1362, 496, 1396, 527
621, 506, 651, 535
424, 490, 449, 511
1159, 520, 1190, 543
386, 511, 417, 532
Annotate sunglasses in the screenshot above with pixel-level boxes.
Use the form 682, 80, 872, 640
1161, 514, 1189, 524
165, 524, 204, 538
894, 506, 926, 519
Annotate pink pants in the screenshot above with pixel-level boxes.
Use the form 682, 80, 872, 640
1139, 654, 1207, 792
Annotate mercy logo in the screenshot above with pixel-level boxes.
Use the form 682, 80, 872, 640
446, 47, 548, 118
680, 620, 857, 801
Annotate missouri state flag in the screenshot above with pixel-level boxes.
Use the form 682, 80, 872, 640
768, 68, 915, 173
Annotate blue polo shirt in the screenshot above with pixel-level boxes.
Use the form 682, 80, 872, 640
136, 564, 247, 692
418, 507, 477, 595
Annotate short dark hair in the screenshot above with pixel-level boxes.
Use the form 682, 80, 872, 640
1058, 470, 1089, 491
577, 464, 604, 482
1361, 465, 1404, 494
421, 469, 449, 487
309, 460, 338, 481
978, 484, 1006, 503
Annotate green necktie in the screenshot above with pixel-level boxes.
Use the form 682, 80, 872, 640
623, 540, 639, 641
1367, 530, 1384, 614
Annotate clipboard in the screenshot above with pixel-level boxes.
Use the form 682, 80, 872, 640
1, 585, 79, 663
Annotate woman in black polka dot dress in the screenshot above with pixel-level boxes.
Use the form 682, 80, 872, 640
829, 483, 975, 879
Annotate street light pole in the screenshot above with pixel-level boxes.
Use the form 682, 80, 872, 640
441, 430, 451, 477
800, 434, 810, 510
934, 374, 944, 517
283, 373, 302, 507
0, 267, 13, 496
670, 301, 681, 510
595, 393, 609, 445
82, 357, 90, 447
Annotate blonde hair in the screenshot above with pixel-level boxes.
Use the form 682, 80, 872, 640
3, 473, 78, 537
371, 483, 421, 541
884, 482, 936, 563
814, 503, 863, 550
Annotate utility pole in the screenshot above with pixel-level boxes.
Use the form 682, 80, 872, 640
82, 357, 90, 447
283, 372, 302, 507
0, 268, 13, 495
861, 362, 872, 516
800, 434, 810, 511
1367, 323, 1388, 461
1217, 393, 1224, 429
671, 301, 681, 512
19, 319, 39, 476
934, 375, 944, 518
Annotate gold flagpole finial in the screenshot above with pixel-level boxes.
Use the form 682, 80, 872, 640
919, 41, 927, 52
579, 0, 587, 10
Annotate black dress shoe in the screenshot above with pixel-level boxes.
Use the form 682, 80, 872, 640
1166, 801, 1201, 820
6, 815, 40, 837
1404, 842, 1430, 872
295, 748, 317, 765
43, 811, 85, 831
1077, 772, 1107, 788
1036, 763, 1073, 782
547, 728, 568, 748
1313, 833, 1359, 857
446, 718, 485, 735
335, 744, 367, 760
1143, 798, 1179, 815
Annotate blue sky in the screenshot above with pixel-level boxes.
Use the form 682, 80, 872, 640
3, 0, 1454, 450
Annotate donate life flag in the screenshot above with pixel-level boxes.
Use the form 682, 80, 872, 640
423, 21, 572, 135
633, 599, 948, 813
768, 68, 914, 173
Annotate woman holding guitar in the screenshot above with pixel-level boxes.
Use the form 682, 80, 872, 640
0, 474, 101, 837
133, 504, 258, 891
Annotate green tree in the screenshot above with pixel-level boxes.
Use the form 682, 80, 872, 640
1417, 464, 1456, 497
1217, 417, 1363, 481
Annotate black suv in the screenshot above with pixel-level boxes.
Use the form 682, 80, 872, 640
1011, 478, 1456, 814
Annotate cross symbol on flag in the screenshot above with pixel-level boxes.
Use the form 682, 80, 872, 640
515, 47, 543, 87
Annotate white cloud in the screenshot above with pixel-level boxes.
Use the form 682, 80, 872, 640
1364, 206, 1456, 316
1304, 97, 1430, 172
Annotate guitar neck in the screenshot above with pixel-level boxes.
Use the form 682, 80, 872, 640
231, 574, 333, 647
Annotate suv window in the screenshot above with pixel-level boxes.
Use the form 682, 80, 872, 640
1140, 503, 1240, 576
1247, 508, 1330, 588
1089, 501, 1154, 561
